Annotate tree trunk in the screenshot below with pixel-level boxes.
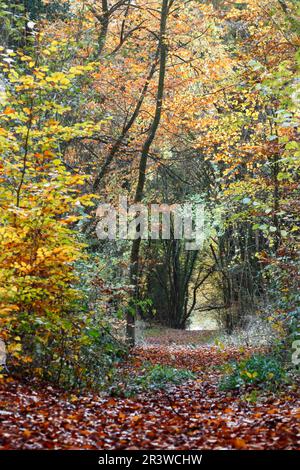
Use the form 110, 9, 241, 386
127, 0, 169, 346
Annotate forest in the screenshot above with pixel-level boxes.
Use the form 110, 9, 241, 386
0, 0, 299, 456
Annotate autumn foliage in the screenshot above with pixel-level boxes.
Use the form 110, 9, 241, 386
0, 0, 299, 452
0, 45, 104, 380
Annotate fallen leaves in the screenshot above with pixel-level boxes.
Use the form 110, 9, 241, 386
0, 345, 299, 450
232, 438, 247, 449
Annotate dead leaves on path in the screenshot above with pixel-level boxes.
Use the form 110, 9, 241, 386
0, 346, 299, 450
131, 345, 264, 373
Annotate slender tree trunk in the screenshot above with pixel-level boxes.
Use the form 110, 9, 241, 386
272, 154, 281, 251
98, 0, 109, 55
126, 0, 169, 346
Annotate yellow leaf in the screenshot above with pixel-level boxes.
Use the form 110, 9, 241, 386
7, 342, 22, 353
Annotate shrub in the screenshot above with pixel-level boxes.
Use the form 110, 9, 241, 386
110, 363, 195, 397
136, 364, 195, 390
219, 354, 286, 391
0, 45, 114, 387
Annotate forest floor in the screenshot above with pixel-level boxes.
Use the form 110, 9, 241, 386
0, 337, 299, 450
139, 327, 218, 345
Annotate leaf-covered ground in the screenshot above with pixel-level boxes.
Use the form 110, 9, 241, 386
140, 328, 218, 346
0, 345, 299, 450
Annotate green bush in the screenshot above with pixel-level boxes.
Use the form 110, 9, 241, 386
219, 354, 286, 391
110, 363, 195, 397
136, 364, 195, 390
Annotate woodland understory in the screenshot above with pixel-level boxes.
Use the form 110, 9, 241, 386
0, 0, 299, 451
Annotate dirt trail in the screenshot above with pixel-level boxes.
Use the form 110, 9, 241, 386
139, 327, 218, 346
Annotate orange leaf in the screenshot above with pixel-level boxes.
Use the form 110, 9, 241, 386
3, 107, 15, 115
224, 408, 234, 413
232, 438, 247, 449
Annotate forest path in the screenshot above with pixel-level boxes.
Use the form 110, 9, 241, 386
0, 345, 299, 450
138, 327, 219, 346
